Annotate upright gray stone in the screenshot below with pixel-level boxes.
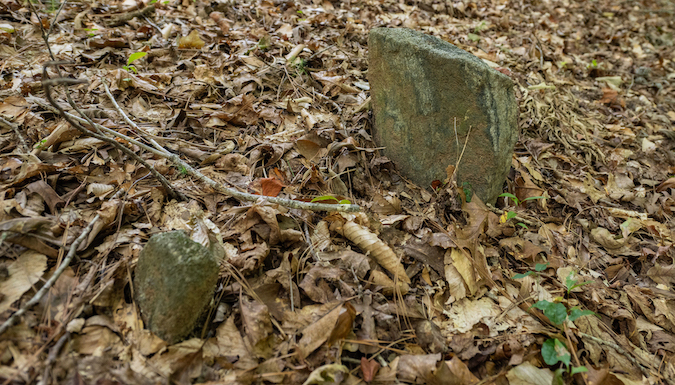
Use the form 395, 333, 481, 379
368, 28, 518, 204
134, 230, 219, 344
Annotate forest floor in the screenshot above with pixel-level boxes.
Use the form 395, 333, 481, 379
0, 0, 674, 384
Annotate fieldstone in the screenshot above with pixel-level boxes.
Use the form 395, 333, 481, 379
134, 230, 219, 344
368, 28, 518, 204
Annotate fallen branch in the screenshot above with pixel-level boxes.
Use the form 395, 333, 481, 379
0, 214, 101, 336
41, 62, 186, 200
0, 116, 29, 153
100, 80, 360, 212
106, 4, 156, 27
578, 332, 652, 378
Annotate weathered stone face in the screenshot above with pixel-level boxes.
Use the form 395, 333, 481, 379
368, 28, 518, 204
134, 230, 219, 344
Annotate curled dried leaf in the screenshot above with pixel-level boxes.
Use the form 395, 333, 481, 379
338, 220, 410, 283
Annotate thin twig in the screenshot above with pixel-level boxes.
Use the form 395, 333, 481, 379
38, 332, 70, 385
101, 79, 170, 156
0, 116, 29, 153
0, 214, 101, 336
101, 83, 360, 211
564, 325, 589, 385
106, 4, 156, 27
41, 64, 186, 200
578, 331, 653, 378
30, 96, 176, 158
35, 88, 359, 212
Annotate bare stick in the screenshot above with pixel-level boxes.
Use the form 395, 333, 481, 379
578, 332, 652, 378
30, 96, 176, 158
34, 92, 359, 212
37, 331, 70, 385
98, 80, 359, 212
41, 63, 186, 200
101, 79, 169, 156
0, 116, 29, 153
107, 4, 156, 27
0, 214, 101, 336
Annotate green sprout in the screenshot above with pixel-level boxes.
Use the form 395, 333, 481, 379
34, 138, 48, 149
84, 28, 98, 37
513, 262, 549, 279
122, 51, 147, 74
498, 192, 544, 228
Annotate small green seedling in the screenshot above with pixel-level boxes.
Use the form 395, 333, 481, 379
542, 338, 589, 384
177, 164, 188, 175
84, 28, 98, 37
34, 138, 48, 150
498, 192, 544, 228
532, 300, 594, 381
513, 262, 549, 279
123, 52, 147, 74
499, 192, 544, 207
515, 266, 595, 379
564, 271, 593, 295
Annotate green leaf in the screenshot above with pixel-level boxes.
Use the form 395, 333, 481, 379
127, 52, 147, 66
506, 211, 517, 220
565, 272, 578, 289
522, 195, 545, 202
257, 35, 270, 50
467, 33, 480, 42
462, 182, 473, 202
552, 368, 565, 385
499, 192, 518, 205
565, 271, 593, 293
570, 366, 588, 375
513, 271, 535, 279
568, 308, 595, 322
532, 301, 568, 324
534, 263, 549, 272
338, 199, 351, 205
570, 280, 593, 292
541, 338, 571, 366
311, 195, 339, 203
517, 222, 529, 229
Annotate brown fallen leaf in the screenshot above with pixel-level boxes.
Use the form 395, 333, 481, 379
178, 30, 205, 49
361, 357, 381, 383
327, 302, 356, 345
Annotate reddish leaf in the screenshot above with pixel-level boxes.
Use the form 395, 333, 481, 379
260, 177, 284, 197
361, 357, 380, 383
599, 88, 624, 107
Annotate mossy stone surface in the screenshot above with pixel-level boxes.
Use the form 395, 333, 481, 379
134, 230, 219, 344
368, 28, 518, 204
